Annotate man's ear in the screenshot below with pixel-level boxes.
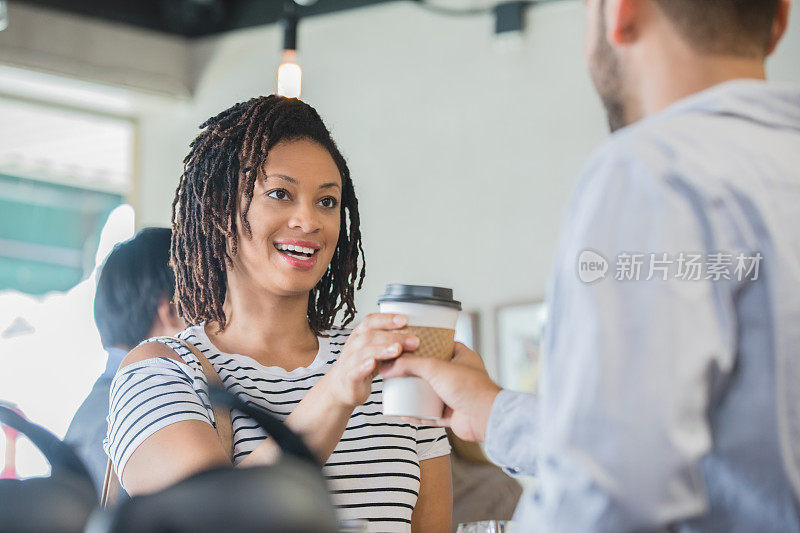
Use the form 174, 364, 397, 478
606, 0, 640, 46
767, 0, 790, 55
152, 295, 185, 337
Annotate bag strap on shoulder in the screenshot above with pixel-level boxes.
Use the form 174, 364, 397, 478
101, 336, 233, 508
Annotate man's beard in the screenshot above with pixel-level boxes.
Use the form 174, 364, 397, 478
589, 15, 628, 132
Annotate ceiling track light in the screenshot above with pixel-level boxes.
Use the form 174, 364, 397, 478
276, 1, 302, 98
414, 0, 571, 36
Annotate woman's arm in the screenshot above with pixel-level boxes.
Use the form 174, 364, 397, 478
121, 377, 354, 493
117, 343, 354, 492
244, 313, 420, 465
119, 368, 353, 494
118, 314, 417, 495
237, 372, 353, 468
412, 455, 453, 533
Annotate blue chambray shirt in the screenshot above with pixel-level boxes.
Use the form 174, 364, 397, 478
485, 80, 800, 531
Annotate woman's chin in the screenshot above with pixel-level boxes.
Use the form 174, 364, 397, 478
264, 274, 323, 298
254, 256, 319, 288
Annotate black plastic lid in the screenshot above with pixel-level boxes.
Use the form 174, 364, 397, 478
377, 284, 462, 310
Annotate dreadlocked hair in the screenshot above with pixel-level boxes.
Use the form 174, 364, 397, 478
171, 95, 366, 334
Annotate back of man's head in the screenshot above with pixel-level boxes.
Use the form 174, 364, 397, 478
94, 227, 175, 350
652, 0, 781, 57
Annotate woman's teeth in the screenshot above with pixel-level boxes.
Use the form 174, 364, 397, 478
275, 243, 317, 258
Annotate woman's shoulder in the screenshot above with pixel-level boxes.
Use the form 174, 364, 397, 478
117, 326, 204, 373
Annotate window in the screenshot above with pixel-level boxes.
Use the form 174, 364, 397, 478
0, 95, 135, 478
0, 175, 123, 294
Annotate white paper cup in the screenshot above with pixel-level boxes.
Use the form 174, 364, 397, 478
378, 286, 461, 419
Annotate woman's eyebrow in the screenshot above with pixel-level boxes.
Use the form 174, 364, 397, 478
266, 173, 297, 184
266, 174, 340, 190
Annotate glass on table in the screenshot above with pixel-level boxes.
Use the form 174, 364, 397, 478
339, 518, 369, 532
456, 520, 515, 533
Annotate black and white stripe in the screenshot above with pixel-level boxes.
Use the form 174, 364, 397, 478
104, 325, 450, 533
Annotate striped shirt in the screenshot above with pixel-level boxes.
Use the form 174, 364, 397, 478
103, 325, 450, 532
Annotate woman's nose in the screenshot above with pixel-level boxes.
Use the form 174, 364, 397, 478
288, 203, 322, 233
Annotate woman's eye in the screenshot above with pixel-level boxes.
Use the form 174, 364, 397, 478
267, 189, 289, 200
319, 196, 339, 208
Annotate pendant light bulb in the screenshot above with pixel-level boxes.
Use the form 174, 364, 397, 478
277, 49, 302, 98
277, 6, 301, 98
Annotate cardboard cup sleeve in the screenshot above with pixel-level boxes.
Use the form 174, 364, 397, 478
399, 326, 455, 361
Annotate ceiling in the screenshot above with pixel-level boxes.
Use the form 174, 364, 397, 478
12, 0, 401, 38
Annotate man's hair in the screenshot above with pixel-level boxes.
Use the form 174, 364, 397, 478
171, 95, 365, 333
94, 227, 175, 349
652, 0, 780, 56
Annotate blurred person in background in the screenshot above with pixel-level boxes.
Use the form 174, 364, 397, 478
104, 96, 451, 532
1, 403, 25, 480
382, 0, 800, 531
446, 429, 521, 531
65, 227, 185, 493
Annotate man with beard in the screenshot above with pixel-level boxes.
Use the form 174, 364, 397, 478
381, 0, 800, 530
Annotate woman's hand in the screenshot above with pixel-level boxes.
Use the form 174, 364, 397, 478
322, 313, 419, 409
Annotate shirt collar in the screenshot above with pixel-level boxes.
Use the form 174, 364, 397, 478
103, 346, 129, 378
649, 79, 800, 132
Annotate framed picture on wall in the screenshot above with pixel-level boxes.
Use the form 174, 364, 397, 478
495, 300, 548, 393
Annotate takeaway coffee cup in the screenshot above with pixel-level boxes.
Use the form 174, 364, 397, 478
378, 284, 461, 419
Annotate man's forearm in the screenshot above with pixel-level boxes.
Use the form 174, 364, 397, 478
484, 390, 539, 475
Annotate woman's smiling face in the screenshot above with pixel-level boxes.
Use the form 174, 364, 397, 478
230, 138, 342, 296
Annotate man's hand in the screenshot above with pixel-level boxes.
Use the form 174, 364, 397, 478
379, 342, 502, 442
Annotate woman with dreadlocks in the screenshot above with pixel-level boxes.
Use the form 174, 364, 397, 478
103, 96, 452, 531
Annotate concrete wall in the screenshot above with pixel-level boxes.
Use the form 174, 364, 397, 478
0, 2, 192, 97
132, 1, 605, 373
4, 0, 800, 373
